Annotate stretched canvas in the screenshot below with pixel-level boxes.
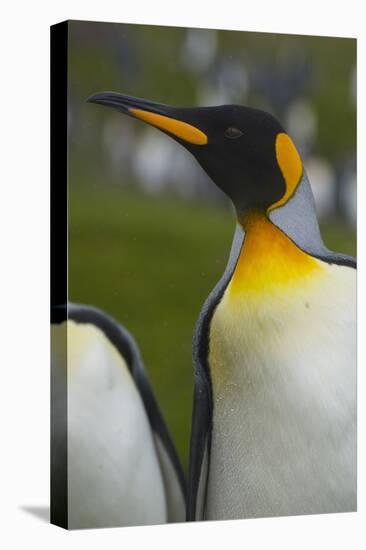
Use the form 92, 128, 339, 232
51, 20, 357, 529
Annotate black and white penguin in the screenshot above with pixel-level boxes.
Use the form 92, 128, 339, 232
51, 304, 186, 528
88, 92, 356, 521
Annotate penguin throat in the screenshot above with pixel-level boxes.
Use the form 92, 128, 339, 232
228, 211, 323, 296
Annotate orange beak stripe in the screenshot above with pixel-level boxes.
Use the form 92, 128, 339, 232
129, 107, 208, 145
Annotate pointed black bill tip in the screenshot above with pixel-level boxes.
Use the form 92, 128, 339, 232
86, 91, 131, 113
87, 91, 168, 115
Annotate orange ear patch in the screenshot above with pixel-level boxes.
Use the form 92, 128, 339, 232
268, 132, 303, 211
129, 108, 208, 145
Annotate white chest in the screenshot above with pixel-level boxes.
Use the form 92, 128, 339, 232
206, 263, 356, 519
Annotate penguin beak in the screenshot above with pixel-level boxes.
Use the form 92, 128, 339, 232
88, 92, 208, 146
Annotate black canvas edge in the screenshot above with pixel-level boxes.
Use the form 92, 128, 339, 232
50, 20, 68, 529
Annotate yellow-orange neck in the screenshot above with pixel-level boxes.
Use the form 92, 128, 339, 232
227, 211, 323, 297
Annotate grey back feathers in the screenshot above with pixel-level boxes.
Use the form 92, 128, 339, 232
270, 172, 356, 268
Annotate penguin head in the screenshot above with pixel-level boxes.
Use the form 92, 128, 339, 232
88, 92, 302, 217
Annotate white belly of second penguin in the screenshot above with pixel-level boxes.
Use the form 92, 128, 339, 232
205, 262, 356, 520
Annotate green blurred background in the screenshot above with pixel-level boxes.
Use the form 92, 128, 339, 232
68, 21, 356, 470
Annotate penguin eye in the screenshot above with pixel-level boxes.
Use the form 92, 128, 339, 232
224, 127, 243, 139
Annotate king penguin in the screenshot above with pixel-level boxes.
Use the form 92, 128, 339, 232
51, 303, 186, 528
88, 92, 356, 521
